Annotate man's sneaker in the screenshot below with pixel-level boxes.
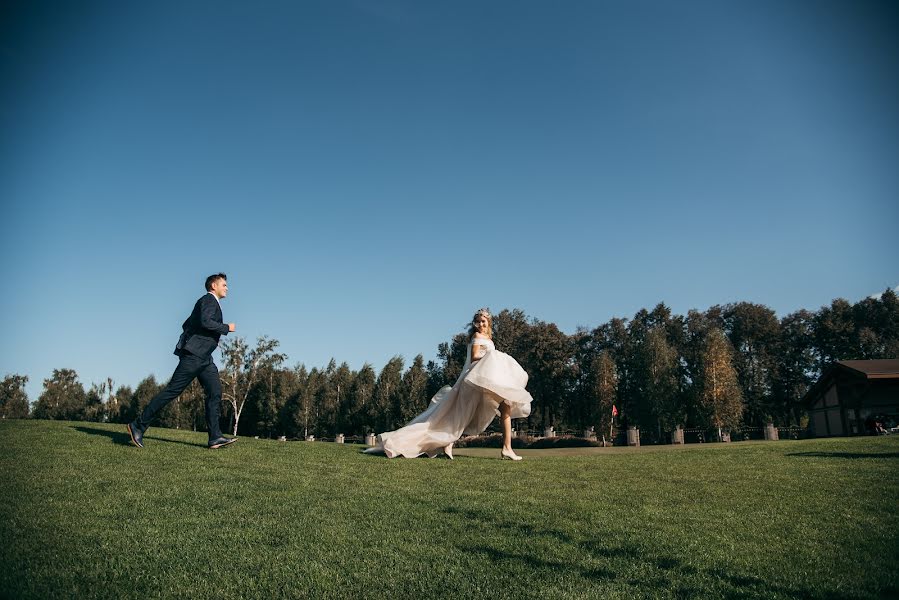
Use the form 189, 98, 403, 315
126, 422, 144, 448
208, 437, 238, 449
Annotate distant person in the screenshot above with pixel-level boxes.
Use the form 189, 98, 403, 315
864, 416, 887, 436
365, 308, 532, 460
127, 273, 238, 449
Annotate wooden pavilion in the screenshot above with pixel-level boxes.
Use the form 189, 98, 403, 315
805, 359, 899, 437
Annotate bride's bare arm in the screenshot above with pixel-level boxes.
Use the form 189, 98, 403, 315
471, 343, 486, 362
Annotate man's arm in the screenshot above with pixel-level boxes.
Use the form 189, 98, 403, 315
200, 296, 232, 335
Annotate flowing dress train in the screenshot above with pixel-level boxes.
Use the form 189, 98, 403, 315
364, 337, 532, 458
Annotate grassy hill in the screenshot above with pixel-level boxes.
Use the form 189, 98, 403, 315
1, 420, 897, 599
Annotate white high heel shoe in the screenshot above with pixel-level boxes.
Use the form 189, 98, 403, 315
500, 448, 522, 461
444, 444, 454, 460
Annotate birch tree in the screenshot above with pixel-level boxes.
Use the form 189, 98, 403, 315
698, 328, 743, 439
221, 335, 286, 436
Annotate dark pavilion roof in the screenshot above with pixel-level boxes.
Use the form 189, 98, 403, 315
833, 359, 899, 379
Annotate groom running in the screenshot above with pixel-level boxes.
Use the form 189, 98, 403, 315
127, 273, 238, 449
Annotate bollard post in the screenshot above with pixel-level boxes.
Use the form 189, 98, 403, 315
544, 427, 555, 438
764, 423, 779, 441
365, 433, 377, 446
335, 433, 345, 444
671, 425, 684, 444
627, 427, 640, 447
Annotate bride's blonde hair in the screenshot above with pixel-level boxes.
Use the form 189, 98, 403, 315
468, 308, 493, 340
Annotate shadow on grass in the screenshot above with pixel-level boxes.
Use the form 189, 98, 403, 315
787, 451, 899, 459
444, 505, 845, 599
356, 449, 460, 460
459, 542, 616, 580
72, 425, 206, 448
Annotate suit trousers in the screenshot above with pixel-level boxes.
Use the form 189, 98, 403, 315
135, 352, 224, 440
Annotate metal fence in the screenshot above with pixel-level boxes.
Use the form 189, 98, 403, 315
267, 425, 809, 445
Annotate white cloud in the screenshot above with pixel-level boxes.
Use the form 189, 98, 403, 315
869, 284, 899, 300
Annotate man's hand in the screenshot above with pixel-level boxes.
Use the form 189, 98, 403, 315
229, 323, 236, 332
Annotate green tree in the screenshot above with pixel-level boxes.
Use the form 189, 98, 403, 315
177, 379, 208, 431
493, 309, 529, 361
304, 368, 326, 437
128, 376, 164, 424
436, 333, 470, 385
592, 351, 618, 441
398, 354, 428, 423
722, 302, 780, 425
850, 289, 899, 359
591, 317, 634, 427
521, 320, 573, 429
155, 378, 202, 430
873, 288, 899, 356
346, 363, 376, 434
331, 362, 355, 435
625, 311, 673, 431
112, 384, 134, 423
812, 298, 856, 370
281, 364, 310, 438
774, 310, 816, 425
311, 359, 341, 436
32, 369, 87, 420
424, 360, 445, 402
241, 363, 298, 438
372, 356, 404, 431
567, 328, 594, 429
0, 374, 30, 419
83, 382, 106, 422
251, 367, 296, 438
283, 364, 325, 438
638, 326, 681, 437
682, 308, 722, 426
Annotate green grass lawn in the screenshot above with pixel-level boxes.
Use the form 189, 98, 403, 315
2, 420, 897, 599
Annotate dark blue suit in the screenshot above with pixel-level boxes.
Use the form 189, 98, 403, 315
134, 293, 230, 440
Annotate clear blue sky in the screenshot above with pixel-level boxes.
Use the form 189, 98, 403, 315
2, 1, 897, 401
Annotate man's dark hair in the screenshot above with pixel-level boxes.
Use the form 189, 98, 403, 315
205, 273, 227, 291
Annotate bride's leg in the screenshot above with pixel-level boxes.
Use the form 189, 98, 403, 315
500, 402, 512, 451
499, 403, 522, 460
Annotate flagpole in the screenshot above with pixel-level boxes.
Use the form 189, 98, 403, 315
609, 405, 617, 441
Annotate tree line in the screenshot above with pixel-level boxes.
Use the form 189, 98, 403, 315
2, 290, 897, 441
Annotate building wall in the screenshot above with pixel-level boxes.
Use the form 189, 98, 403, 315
809, 378, 899, 437
864, 384, 899, 409
810, 382, 842, 436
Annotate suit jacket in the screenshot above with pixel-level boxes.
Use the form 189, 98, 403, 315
174, 293, 230, 358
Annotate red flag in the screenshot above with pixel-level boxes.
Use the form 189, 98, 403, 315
611, 405, 618, 417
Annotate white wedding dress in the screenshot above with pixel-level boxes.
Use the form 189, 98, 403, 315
365, 336, 532, 458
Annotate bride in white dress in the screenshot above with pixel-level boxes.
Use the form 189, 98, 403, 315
365, 308, 532, 460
